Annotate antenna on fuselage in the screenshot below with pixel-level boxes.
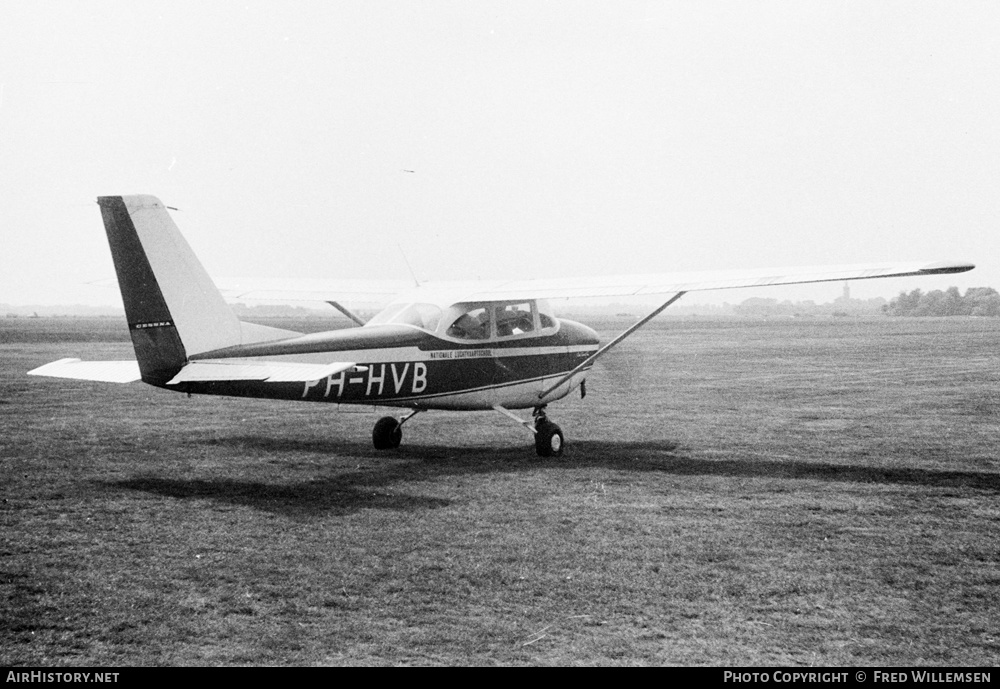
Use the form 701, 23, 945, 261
389, 168, 421, 287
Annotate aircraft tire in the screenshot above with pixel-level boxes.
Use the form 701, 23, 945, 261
373, 416, 402, 450
535, 420, 564, 458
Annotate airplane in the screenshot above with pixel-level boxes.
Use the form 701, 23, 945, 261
28, 195, 974, 456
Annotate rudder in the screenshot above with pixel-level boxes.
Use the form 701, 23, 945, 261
98, 195, 252, 384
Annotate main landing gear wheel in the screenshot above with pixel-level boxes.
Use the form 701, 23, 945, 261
372, 416, 402, 450
534, 419, 564, 458
493, 404, 567, 458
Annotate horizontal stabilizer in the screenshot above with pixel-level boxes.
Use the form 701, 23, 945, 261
27, 358, 142, 383
166, 360, 357, 385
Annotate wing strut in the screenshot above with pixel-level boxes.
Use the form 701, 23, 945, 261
538, 291, 687, 401
325, 301, 366, 326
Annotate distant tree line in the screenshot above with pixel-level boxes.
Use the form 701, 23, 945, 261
732, 296, 887, 317
883, 287, 1000, 317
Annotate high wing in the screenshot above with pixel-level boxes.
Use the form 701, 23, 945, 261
214, 277, 410, 303
452, 260, 975, 302
220, 260, 974, 306
213, 277, 411, 326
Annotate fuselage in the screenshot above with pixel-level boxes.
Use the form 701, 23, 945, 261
160, 318, 600, 411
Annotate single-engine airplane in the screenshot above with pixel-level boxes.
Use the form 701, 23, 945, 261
29, 195, 974, 456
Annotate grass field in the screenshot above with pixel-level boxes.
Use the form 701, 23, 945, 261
2, 315, 998, 666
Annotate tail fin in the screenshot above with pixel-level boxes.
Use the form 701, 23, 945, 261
98, 195, 295, 384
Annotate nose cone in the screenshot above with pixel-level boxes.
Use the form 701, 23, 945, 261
558, 318, 600, 347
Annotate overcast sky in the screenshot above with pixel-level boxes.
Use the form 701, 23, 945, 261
1, 1, 997, 307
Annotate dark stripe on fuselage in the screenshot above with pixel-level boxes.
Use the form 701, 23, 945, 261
168, 319, 599, 411
175, 354, 594, 409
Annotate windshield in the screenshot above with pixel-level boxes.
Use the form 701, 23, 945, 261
366, 302, 443, 332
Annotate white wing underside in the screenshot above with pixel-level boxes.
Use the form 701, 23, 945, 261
215, 278, 410, 303
460, 261, 974, 301
214, 261, 974, 305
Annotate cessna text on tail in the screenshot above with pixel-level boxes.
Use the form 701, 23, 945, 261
28, 195, 974, 456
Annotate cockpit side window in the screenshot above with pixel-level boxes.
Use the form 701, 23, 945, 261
439, 300, 560, 342
446, 306, 491, 340
495, 303, 534, 337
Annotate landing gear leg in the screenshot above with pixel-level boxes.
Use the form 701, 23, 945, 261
372, 409, 422, 450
